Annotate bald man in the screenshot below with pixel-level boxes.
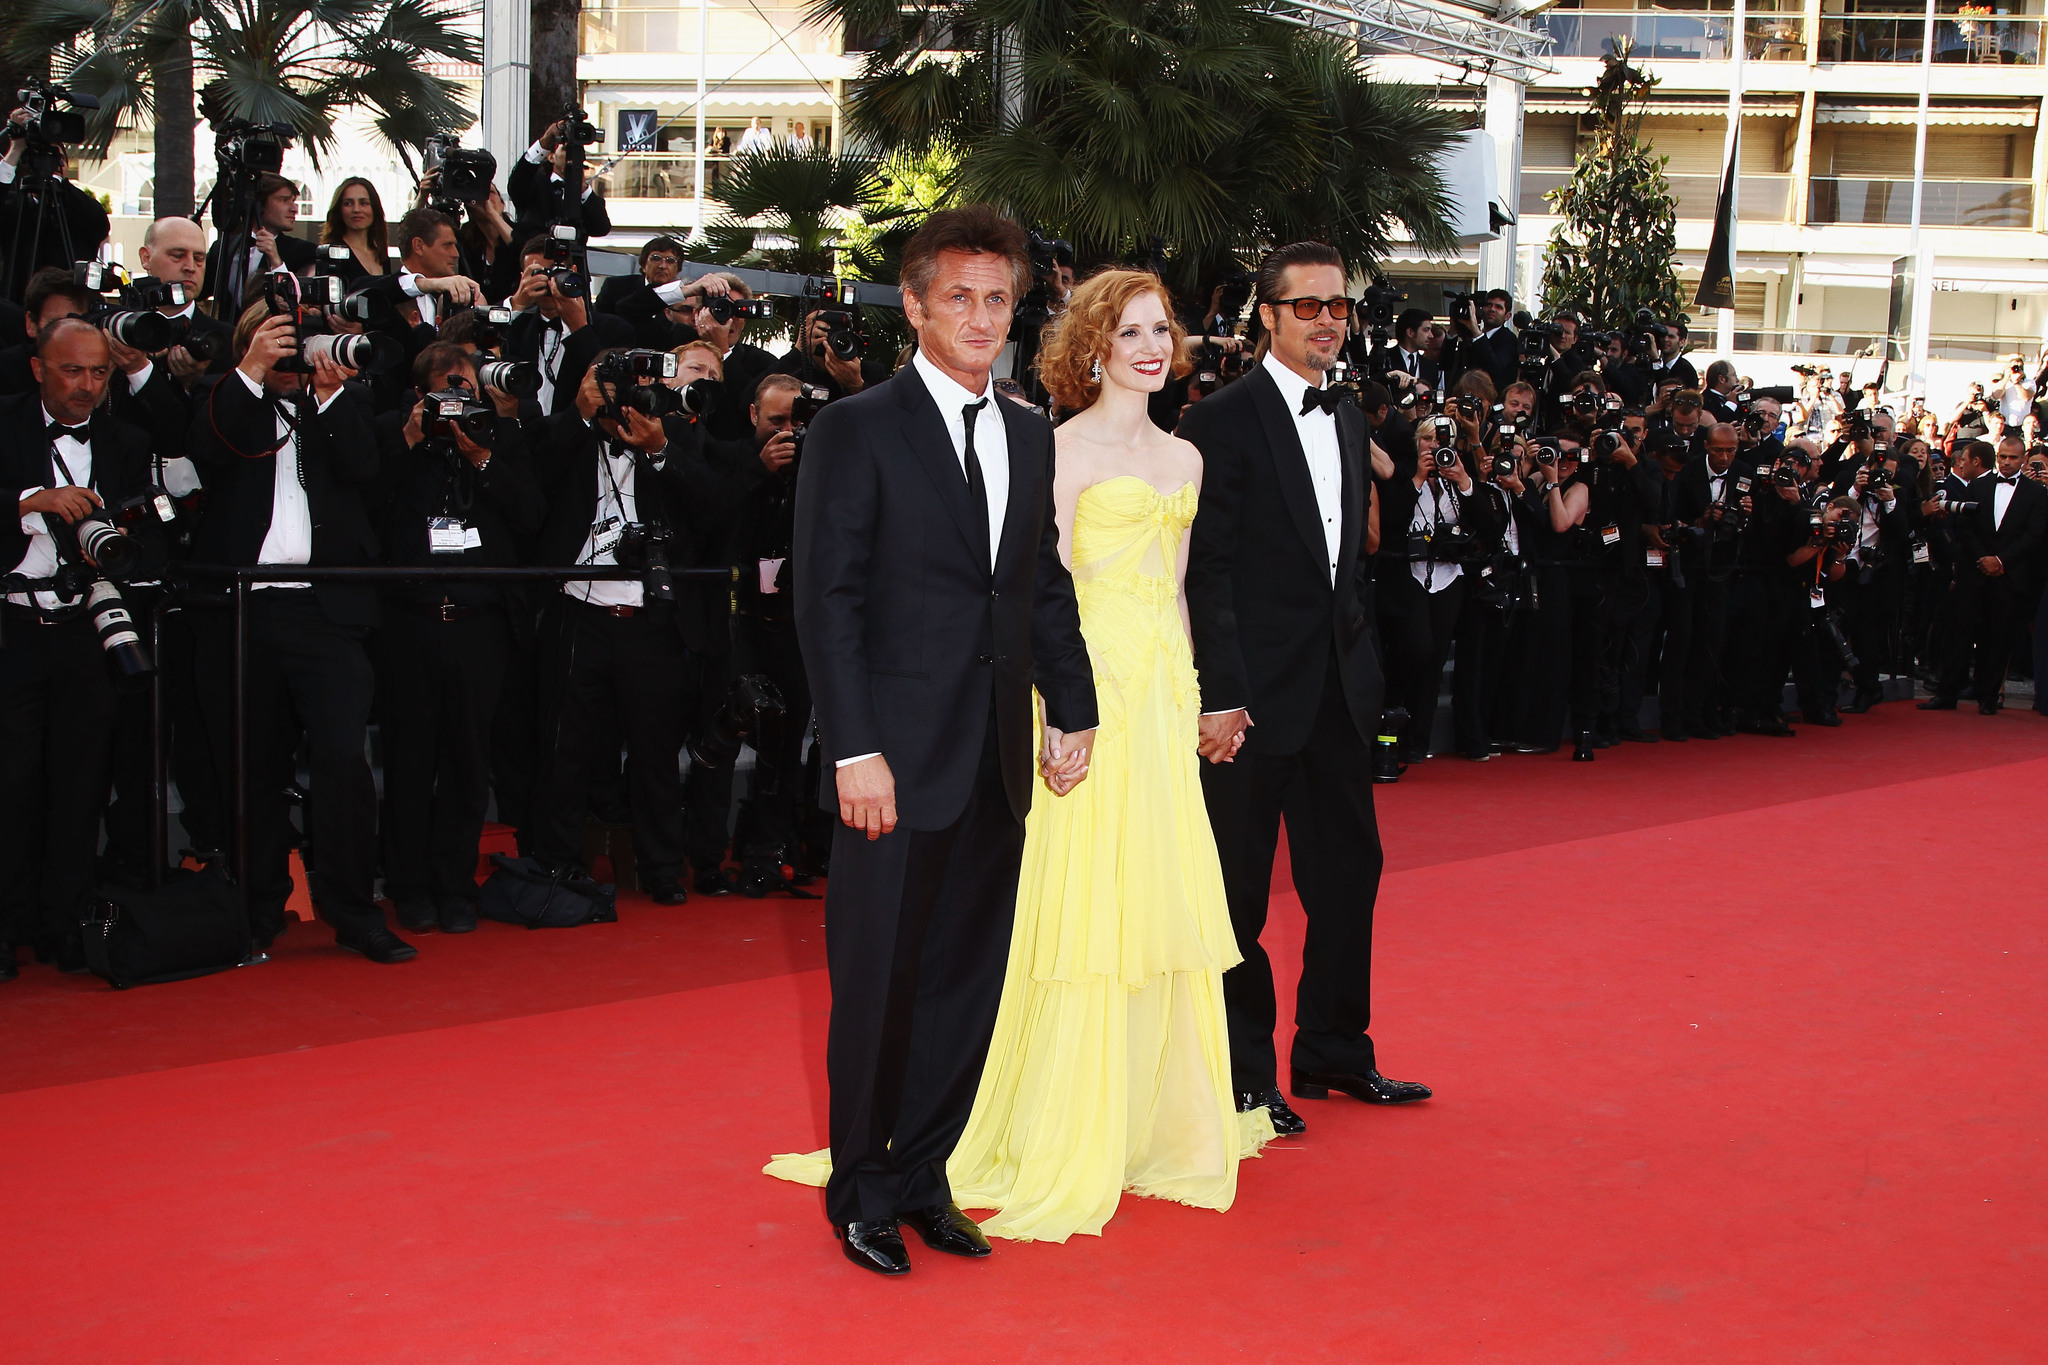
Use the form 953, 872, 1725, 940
137, 215, 235, 382
0, 320, 156, 980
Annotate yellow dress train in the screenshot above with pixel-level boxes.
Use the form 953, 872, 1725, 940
766, 476, 1272, 1241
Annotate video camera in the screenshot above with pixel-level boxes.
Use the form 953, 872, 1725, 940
214, 115, 293, 176
421, 133, 499, 213
3, 79, 98, 183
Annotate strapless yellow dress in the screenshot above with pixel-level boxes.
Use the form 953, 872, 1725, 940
766, 476, 1271, 1241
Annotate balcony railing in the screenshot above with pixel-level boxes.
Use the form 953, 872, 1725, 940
1521, 170, 1793, 222
593, 153, 736, 200
580, 2, 834, 56
1532, 11, 1808, 60
1816, 14, 2044, 64
1731, 329, 2024, 362
1808, 177, 2034, 227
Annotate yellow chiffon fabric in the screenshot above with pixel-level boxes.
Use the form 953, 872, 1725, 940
766, 476, 1272, 1241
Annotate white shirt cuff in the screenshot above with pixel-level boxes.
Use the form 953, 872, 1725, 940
18, 486, 46, 535
1199, 710, 1249, 719
237, 369, 265, 398
524, 141, 548, 165
653, 280, 688, 306
127, 360, 155, 391
398, 270, 425, 300
835, 752, 881, 768
0, 160, 15, 186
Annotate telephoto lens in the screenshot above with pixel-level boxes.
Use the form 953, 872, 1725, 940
301, 330, 402, 374
1572, 729, 1595, 763
85, 580, 153, 678
474, 357, 540, 398
1372, 708, 1410, 784
100, 310, 173, 352
73, 515, 146, 581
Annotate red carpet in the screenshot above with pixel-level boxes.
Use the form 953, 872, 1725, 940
4, 705, 2046, 1361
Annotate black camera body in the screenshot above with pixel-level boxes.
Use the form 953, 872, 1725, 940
593, 348, 684, 423
77, 263, 181, 353
689, 673, 789, 771
457, 305, 519, 352
215, 116, 293, 175
1591, 428, 1629, 461
613, 521, 675, 601
423, 381, 496, 447
539, 225, 589, 298
700, 293, 775, 325
423, 133, 499, 211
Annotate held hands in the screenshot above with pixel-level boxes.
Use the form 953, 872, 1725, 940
1197, 709, 1251, 764
1041, 726, 1096, 795
836, 755, 897, 840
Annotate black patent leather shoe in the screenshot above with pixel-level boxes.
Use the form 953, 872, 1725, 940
337, 928, 418, 964
437, 897, 478, 934
901, 1202, 991, 1257
649, 876, 688, 906
693, 867, 733, 897
837, 1220, 911, 1275
1978, 700, 2001, 715
1917, 697, 1957, 711
1237, 1088, 1307, 1135
1292, 1068, 1433, 1105
1841, 691, 1883, 714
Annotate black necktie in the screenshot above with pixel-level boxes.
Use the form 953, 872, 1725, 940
49, 422, 88, 442
1300, 387, 1347, 418
962, 398, 991, 569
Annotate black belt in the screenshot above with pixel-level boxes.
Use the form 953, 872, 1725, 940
2, 601, 85, 626
404, 601, 489, 622
567, 596, 640, 619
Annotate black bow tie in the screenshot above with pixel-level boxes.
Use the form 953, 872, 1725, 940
48, 422, 88, 442
1997, 474, 2020, 485
1299, 387, 1348, 418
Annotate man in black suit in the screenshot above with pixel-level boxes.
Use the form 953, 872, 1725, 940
523, 348, 734, 905
0, 138, 111, 297
1669, 423, 1758, 738
0, 322, 152, 980
370, 342, 545, 933
1179, 241, 1430, 1140
768, 309, 890, 401
136, 216, 235, 383
1465, 288, 1521, 394
501, 235, 633, 417
508, 119, 613, 241
184, 304, 414, 963
1921, 434, 2048, 712
594, 236, 695, 350
199, 173, 320, 311
793, 206, 1097, 1275
0, 268, 93, 396
1366, 306, 1441, 397
689, 273, 778, 443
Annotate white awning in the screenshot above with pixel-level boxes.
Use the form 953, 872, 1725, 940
1816, 103, 2036, 128
584, 85, 833, 108
1798, 255, 2048, 293
1525, 96, 1798, 118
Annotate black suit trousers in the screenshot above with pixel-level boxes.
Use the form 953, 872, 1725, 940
1381, 570, 1465, 757
0, 614, 118, 950
102, 598, 224, 871
530, 598, 691, 881
1940, 573, 2030, 701
1201, 660, 1386, 1094
735, 613, 812, 864
375, 608, 510, 905
824, 707, 1023, 1225
192, 591, 383, 941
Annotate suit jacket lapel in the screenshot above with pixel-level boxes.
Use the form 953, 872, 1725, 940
991, 406, 1038, 583
1248, 366, 1331, 577
1335, 401, 1366, 583
894, 366, 985, 570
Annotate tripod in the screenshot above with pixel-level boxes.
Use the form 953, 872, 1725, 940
2, 147, 79, 302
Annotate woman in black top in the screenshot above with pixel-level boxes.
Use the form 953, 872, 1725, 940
320, 178, 392, 286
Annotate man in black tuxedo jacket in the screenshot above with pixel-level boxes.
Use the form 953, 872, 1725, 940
1365, 306, 1441, 398
199, 173, 321, 310
0, 322, 152, 980
508, 120, 614, 242
793, 207, 1097, 1275
136, 216, 236, 383
0, 268, 95, 397
1921, 434, 2048, 712
184, 305, 414, 963
501, 235, 634, 418
686, 274, 779, 443
1179, 241, 1431, 1136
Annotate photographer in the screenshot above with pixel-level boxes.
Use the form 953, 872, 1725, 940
1582, 409, 1662, 746
502, 233, 633, 417
1376, 412, 1497, 763
1454, 288, 1519, 395
1462, 427, 1540, 760
1665, 423, 1753, 738
768, 307, 888, 402
0, 320, 152, 979
369, 342, 544, 934
595, 236, 694, 350
0, 266, 90, 394
136, 216, 235, 382
1595, 331, 1651, 407
1826, 432, 1913, 712
1729, 449, 1837, 731
525, 348, 729, 906
1648, 318, 1697, 390
184, 303, 408, 962
1536, 312, 1598, 425
1368, 306, 1441, 393
685, 273, 777, 442
369, 207, 487, 337
0, 106, 112, 287
1701, 361, 1743, 425
1921, 434, 2047, 713
1990, 357, 2037, 429
199, 173, 320, 307
509, 119, 613, 241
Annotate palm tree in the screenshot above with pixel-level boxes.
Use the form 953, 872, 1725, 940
813, 0, 1461, 296
4, 0, 478, 219
704, 142, 915, 276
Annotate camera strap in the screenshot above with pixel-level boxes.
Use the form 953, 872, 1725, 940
46, 439, 94, 494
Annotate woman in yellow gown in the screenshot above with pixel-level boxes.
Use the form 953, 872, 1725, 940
768, 269, 1270, 1242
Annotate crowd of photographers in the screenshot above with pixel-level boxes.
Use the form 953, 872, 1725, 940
4, 100, 2047, 979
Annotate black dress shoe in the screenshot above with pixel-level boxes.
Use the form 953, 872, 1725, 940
901, 1202, 992, 1258
437, 897, 478, 934
1916, 697, 1957, 711
1237, 1088, 1306, 1135
1511, 742, 1558, 755
1978, 699, 2000, 715
1458, 749, 1494, 762
394, 900, 438, 933
649, 877, 689, 906
740, 864, 818, 899
0, 944, 17, 982
837, 1220, 911, 1276
337, 928, 418, 964
693, 867, 732, 897
1660, 728, 1689, 742
1841, 691, 1882, 714
1617, 727, 1660, 743
1735, 713, 1794, 738
1292, 1067, 1433, 1105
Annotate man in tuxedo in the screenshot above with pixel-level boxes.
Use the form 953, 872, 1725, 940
1469, 288, 1520, 394
185, 304, 413, 963
594, 236, 694, 350
502, 235, 634, 417
136, 216, 234, 383
1670, 423, 1759, 738
793, 206, 1097, 1275
689, 274, 778, 444
1180, 241, 1431, 1141
0, 321, 151, 980
199, 173, 320, 310
508, 120, 613, 241
0, 268, 93, 396
1649, 318, 1699, 391
1920, 435, 2048, 712
1367, 307, 1441, 396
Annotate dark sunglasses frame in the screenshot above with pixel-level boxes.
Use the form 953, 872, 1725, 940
1270, 295, 1354, 321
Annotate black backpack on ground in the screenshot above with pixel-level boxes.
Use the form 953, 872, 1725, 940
477, 855, 618, 928
81, 863, 252, 989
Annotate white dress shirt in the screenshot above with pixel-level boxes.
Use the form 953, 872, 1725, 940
536, 318, 569, 416
1259, 351, 1342, 585
912, 348, 1008, 571
521, 142, 601, 201
1409, 477, 1463, 593
9, 407, 93, 612
566, 431, 648, 609
241, 370, 342, 590
734, 126, 775, 155
397, 272, 439, 329
1993, 472, 2018, 529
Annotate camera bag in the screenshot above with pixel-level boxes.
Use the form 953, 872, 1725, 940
477, 855, 618, 929
81, 864, 251, 989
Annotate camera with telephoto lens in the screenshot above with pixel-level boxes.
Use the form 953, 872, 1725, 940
75, 263, 178, 353
700, 292, 776, 325
333, 283, 398, 329
1822, 607, 1860, 671
1592, 429, 1629, 461
594, 348, 683, 422
1490, 452, 1517, 478
422, 378, 496, 448
1629, 308, 1670, 360
613, 520, 675, 602
259, 273, 401, 375
689, 673, 789, 771
1771, 461, 1801, 488
1529, 436, 1562, 466
473, 354, 540, 398
782, 382, 833, 465
1571, 389, 1603, 421
457, 305, 519, 352
538, 224, 588, 298
422, 133, 498, 212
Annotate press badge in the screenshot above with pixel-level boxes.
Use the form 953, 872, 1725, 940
153, 493, 177, 523
1810, 588, 1827, 609
590, 515, 622, 559
1912, 542, 1930, 564
758, 556, 787, 594
428, 517, 468, 554
1600, 524, 1620, 547
1645, 548, 1664, 568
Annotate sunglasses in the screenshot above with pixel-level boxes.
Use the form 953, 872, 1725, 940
1271, 296, 1354, 321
